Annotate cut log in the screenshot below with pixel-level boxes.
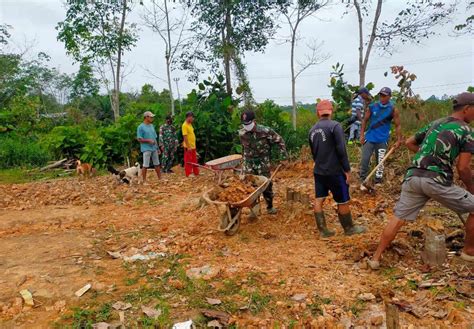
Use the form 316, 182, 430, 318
386, 303, 400, 329
40, 158, 67, 171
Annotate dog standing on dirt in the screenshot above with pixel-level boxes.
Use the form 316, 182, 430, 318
108, 162, 141, 185
76, 160, 95, 179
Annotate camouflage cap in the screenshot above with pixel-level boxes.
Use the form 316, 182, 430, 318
453, 92, 474, 107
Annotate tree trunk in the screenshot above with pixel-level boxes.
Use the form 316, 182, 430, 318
354, 0, 364, 87
357, 0, 383, 87
113, 0, 128, 121
223, 1, 232, 95
164, 0, 175, 116
290, 31, 297, 131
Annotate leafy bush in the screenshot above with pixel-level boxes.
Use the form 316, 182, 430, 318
0, 135, 51, 168
45, 125, 88, 159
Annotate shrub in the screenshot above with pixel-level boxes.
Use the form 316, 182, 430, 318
45, 125, 88, 159
0, 135, 51, 168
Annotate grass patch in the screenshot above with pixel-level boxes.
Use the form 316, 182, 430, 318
0, 168, 69, 184
308, 294, 332, 316
347, 300, 366, 317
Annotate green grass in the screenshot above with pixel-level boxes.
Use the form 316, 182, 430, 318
0, 168, 71, 184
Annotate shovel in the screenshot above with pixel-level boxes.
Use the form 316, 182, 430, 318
361, 146, 396, 193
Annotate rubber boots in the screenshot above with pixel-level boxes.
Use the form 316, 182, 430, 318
315, 212, 335, 237
338, 213, 366, 235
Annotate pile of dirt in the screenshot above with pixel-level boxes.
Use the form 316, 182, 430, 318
216, 176, 259, 203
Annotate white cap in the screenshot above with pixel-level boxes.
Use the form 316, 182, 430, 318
143, 111, 155, 118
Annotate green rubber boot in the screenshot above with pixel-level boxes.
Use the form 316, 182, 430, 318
315, 212, 335, 237
338, 213, 366, 235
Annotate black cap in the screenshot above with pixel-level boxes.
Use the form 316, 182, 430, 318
165, 114, 173, 121
241, 110, 255, 124
186, 111, 194, 118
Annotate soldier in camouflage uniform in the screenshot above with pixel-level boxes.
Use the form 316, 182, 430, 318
369, 92, 474, 269
159, 115, 179, 173
239, 110, 288, 215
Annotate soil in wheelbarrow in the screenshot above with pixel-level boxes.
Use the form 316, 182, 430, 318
214, 175, 260, 203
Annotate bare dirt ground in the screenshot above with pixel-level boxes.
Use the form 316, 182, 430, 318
0, 162, 472, 328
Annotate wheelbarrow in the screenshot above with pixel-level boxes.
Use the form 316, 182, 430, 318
201, 165, 281, 236
187, 154, 242, 183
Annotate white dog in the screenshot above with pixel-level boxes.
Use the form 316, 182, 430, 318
108, 162, 141, 185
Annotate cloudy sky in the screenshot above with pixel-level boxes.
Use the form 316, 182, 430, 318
1, 0, 473, 105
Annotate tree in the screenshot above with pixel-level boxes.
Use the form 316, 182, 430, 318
0, 24, 12, 50
70, 60, 100, 100
346, 0, 455, 86
182, 0, 277, 99
56, 0, 138, 121
141, 0, 189, 116
278, 0, 330, 130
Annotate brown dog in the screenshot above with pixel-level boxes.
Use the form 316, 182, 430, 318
76, 160, 95, 178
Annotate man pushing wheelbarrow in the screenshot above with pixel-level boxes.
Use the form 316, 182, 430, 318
239, 110, 288, 218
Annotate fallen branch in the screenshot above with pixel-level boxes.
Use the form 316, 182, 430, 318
39, 158, 67, 172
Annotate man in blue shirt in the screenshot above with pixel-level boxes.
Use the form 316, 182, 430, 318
137, 111, 161, 183
348, 88, 371, 145
359, 87, 402, 186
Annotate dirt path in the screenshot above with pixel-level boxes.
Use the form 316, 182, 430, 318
0, 166, 472, 328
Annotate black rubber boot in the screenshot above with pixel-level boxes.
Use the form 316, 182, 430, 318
315, 212, 335, 237
338, 213, 366, 235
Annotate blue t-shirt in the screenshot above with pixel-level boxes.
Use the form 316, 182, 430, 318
137, 123, 158, 152
365, 101, 394, 144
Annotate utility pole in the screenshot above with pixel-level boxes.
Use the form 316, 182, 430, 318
173, 77, 182, 113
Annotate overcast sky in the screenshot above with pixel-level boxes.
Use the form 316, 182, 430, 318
1, 0, 473, 105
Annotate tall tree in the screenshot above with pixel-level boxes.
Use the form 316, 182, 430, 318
346, 0, 455, 86
141, 0, 189, 116
279, 0, 330, 130
182, 0, 277, 99
56, 0, 138, 121
454, 1, 474, 34
70, 59, 100, 100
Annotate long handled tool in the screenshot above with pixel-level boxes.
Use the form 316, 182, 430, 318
361, 146, 396, 193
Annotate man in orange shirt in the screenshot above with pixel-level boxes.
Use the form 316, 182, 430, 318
182, 112, 199, 177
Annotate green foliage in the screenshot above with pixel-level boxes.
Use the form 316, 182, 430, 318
101, 113, 141, 164
0, 135, 51, 168
45, 125, 88, 159
70, 59, 99, 99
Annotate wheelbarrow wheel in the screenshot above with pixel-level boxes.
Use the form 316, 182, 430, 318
220, 207, 241, 236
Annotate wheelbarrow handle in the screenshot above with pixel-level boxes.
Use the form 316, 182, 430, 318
269, 164, 283, 182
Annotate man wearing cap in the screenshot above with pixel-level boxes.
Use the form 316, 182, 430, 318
182, 111, 199, 177
309, 100, 366, 237
159, 115, 179, 173
368, 92, 474, 269
359, 87, 402, 186
348, 88, 371, 145
137, 111, 161, 182
239, 110, 287, 215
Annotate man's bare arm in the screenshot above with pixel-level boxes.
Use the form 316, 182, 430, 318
360, 110, 371, 144
405, 136, 420, 153
183, 135, 189, 149
457, 152, 473, 194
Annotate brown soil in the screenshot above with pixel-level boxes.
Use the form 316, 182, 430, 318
0, 164, 472, 328
216, 176, 258, 203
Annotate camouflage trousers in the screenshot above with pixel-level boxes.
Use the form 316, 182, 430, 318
161, 146, 176, 172
243, 161, 273, 209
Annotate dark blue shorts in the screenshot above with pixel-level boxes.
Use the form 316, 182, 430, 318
314, 173, 350, 204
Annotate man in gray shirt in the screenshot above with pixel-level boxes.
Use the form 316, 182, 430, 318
309, 100, 366, 237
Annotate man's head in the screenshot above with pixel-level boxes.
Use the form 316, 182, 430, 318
453, 92, 474, 123
143, 111, 155, 123
185, 111, 194, 123
316, 100, 333, 119
241, 110, 256, 132
358, 87, 372, 101
166, 114, 173, 125
378, 87, 392, 105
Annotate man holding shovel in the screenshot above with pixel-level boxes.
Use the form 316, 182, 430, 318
368, 92, 474, 269
359, 87, 402, 189
309, 100, 366, 237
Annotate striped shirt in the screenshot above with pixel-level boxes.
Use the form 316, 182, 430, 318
351, 95, 365, 124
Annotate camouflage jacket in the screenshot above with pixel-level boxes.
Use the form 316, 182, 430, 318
159, 124, 179, 150
406, 117, 474, 185
239, 124, 287, 176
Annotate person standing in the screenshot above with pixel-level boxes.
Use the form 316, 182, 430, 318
368, 92, 474, 269
359, 87, 402, 187
348, 88, 371, 145
159, 115, 178, 173
239, 110, 288, 215
137, 111, 161, 182
182, 111, 199, 177
309, 100, 366, 237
